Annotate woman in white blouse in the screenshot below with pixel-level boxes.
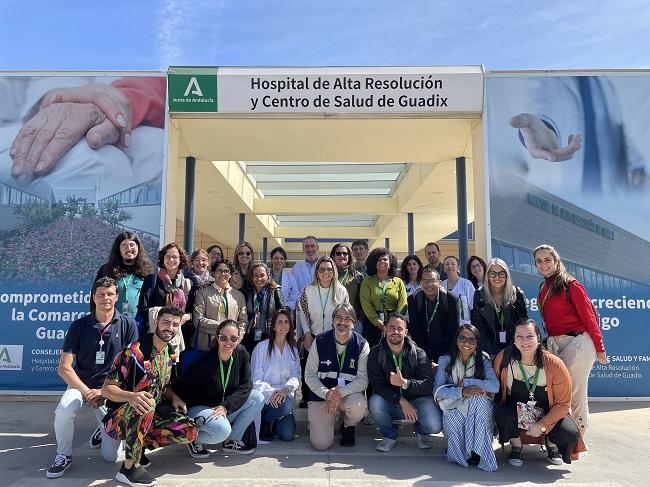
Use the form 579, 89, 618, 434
441, 256, 476, 325
251, 309, 301, 441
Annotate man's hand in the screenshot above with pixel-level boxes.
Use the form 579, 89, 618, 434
325, 387, 342, 414
389, 368, 406, 387
10, 102, 113, 181
302, 332, 313, 351
128, 391, 155, 416
269, 388, 289, 408
510, 113, 582, 162
40, 84, 132, 147
462, 385, 485, 398
84, 388, 104, 408
399, 398, 418, 422
171, 395, 187, 414
211, 405, 228, 418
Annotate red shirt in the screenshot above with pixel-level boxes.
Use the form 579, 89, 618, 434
539, 277, 605, 353
113, 77, 166, 129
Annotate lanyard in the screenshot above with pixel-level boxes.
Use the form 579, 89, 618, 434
97, 322, 113, 349
318, 285, 332, 324
391, 351, 403, 372
495, 305, 505, 331
378, 279, 390, 310
337, 347, 347, 376
152, 347, 169, 389
425, 296, 439, 333
220, 292, 229, 318
338, 268, 349, 284
121, 274, 134, 302
219, 356, 234, 402
272, 270, 282, 287
517, 361, 540, 400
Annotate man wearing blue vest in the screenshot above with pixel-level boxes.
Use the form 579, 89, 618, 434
304, 303, 369, 450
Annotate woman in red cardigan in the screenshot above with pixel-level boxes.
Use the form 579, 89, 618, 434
533, 244, 607, 438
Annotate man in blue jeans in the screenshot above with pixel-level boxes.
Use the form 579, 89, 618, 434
368, 313, 442, 451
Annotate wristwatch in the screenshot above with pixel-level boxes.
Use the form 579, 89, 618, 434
401, 379, 410, 390
539, 425, 547, 434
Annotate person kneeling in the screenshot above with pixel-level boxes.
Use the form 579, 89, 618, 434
368, 313, 442, 452
305, 303, 369, 450
102, 306, 199, 487
434, 324, 500, 471
177, 320, 265, 457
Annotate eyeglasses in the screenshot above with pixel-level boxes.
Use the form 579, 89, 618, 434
488, 271, 507, 279
334, 251, 349, 257
193, 258, 209, 263
218, 335, 239, 343
238, 251, 252, 256
318, 268, 334, 274
164, 255, 180, 261
214, 269, 231, 275
421, 278, 440, 284
209, 250, 222, 257
457, 335, 478, 345
120, 242, 137, 250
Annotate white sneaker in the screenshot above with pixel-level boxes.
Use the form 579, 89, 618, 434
376, 438, 398, 452
416, 434, 430, 449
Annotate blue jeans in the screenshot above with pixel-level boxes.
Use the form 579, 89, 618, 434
261, 397, 296, 442
188, 389, 265, 444
369, 394, 442, 440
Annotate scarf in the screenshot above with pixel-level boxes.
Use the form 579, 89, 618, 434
158, 268, 187, 310
435, 354, 476, 417
187, 268, 212, 288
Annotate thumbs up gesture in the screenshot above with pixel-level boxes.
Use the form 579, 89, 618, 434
390, 367, 406, 387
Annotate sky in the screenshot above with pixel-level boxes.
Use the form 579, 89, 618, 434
2, 0, 650, 71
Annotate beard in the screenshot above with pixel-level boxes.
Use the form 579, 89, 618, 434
388, 335, 403, 345
156, 327, 174, 343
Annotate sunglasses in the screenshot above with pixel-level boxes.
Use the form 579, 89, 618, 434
457, 335, 478, 345
334, 251, 349, 257
218, 335, 239, 343
318, 268, 334, 274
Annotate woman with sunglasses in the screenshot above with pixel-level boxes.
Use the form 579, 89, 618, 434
400, 254, 424, 297
494, 319, 585, 466
472, 258, 528, 358
330, 243, 364, 330
179, 320, 265, 457
192, 260, 247, 352
242, 262, 285, 354
434, 324, 500, 471
231, 241, 254, 291
251, 309, 300, 442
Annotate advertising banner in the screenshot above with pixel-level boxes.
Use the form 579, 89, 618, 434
168, 66, 484, 114
0, 74, 166, 392
486, 72, 650, 397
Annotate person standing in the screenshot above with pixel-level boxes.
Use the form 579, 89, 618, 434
351, 239, 369, 278
472, 258, 528, 358
242, 262, 284, 354
102, 306, 198, 486
330, 243, 365, 330
424, 242, 447, 281
534, 244, 607, 437
183, 248, 214, 348
368, 313, 442, 452
46, 277, 137, 479
400, 254, 424, 297
231, 241, 254, 291
291, 235, 321, 293
359, 248, 408, 347
305, 304, 369, 450
407, 267, 460, 364
269, 246, 300, 313
466, 256, 487, 290
207, 245, 224, 267
441, 256, 475, 325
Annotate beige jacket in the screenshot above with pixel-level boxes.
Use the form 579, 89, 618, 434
192, 284, 247, 351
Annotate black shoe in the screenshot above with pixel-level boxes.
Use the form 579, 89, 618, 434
46, 454, 72, 478
139, 451, 152, 468
339, 424, 356, 447
468, 451, 481, 466
115, 463, 156, 486
89, 426, 102, 449
223, 439, 254, 455
187, 441, 210, 459
507, 446, 523, 467
546, 444, 563, 465
298, 399, 308, 408
259, 420, 273, 442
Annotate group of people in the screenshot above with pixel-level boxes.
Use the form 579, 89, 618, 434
46, 232, 607, 485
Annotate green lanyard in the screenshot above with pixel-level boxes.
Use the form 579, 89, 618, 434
318, 285, 332, 324
425, 297, 439, 333
152, 347, 169, 389
378, 279, 390, 311
273, 271, 282, 287
517, 362, 540, 401
337, 347, 347, 376
391, 351, 403, 372
219, 356, 234, 402
338, 268, 349, 285
121, 274, 134, 302
220, 292, 229, 318
495, 305, 505, 331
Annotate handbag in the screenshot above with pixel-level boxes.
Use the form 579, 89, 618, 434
516, 401, 544, 430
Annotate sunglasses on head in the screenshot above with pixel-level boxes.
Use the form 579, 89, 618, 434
218, 335, 239, 343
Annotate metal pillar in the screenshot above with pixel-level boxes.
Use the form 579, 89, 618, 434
456, 156, 469, 272
239, 213, 245, 243
183, 157, 196, 252
407, 212, 415, 255
384, 237, 390, 250
262, 237, 268, 263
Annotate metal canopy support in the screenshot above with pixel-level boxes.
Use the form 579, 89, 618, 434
407, 212, 415, 255
456, 156, 469, 272
183, 157, 196, 252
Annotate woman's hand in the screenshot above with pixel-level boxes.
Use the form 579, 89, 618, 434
596, 351, 609, 365
211, 405, 227, 418
461, 385, 484, 397
302, 332, 313, 351
269, 388, 289, 408
526, 422, 544, 438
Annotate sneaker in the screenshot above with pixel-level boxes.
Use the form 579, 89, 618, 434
468, 451, 481, 466
89, 427, 102, 449
223, 439, 254, 455
187, 441, 209, 459
115, 463, 156, 486
416, 434, 430, 450
546, 445, 563, 465
139, 452, 152, 468
376, 438, 398, 452
339, 424, 356, 447
507, 445, 523, 467
46, 454, 72, 479
259, 420, 273, 442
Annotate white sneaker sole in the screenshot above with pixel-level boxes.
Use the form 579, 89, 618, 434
115, 471, 157, 486
223, 448, 254, 455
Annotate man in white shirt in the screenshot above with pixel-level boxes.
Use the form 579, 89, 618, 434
291, 235, 320, 293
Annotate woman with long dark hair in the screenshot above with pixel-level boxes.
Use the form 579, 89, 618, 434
400, 254, 423, 297
269, 246, 300, 312
493, 319, 585, 467
433, 324, 499, 471
330, 243, 364, 330
534, 244, 607, 438
251, 309, 300, 442
466, 256, 487, 290
242, 262, 284, 354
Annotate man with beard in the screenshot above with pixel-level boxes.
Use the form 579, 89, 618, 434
368, 313, 442, 452
304, 303, 369, 450
46, 277, 137, 479
424, 242, 447, 281
102, 306, 198, 487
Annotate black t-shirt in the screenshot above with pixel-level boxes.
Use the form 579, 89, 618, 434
62, 310, 138, 389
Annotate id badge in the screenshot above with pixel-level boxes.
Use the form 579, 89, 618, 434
121, 301, 130, 315
95, 351, 105, 365
527, 400, 537, 407
254, 328, 263, 341
378, 311, 385, 323
337, 378, 345, 387
499, 331, 507, 343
